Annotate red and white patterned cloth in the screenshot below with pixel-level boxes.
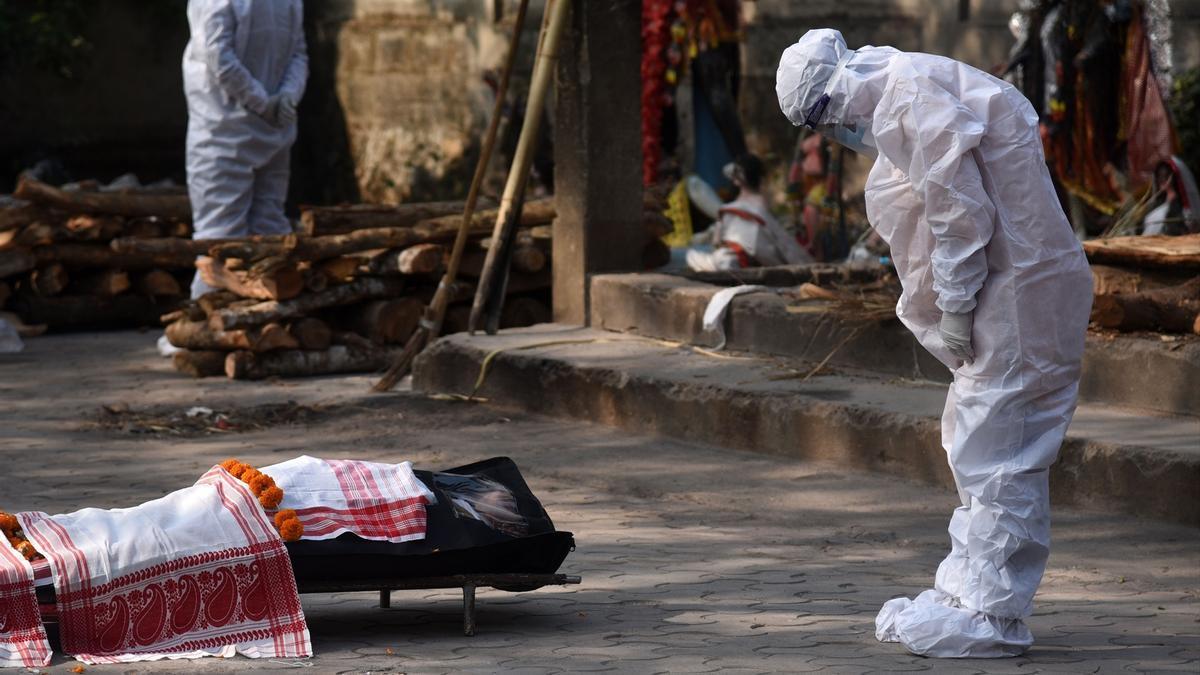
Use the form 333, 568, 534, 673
0, 538, 51, 668
18, 467, 311, 665
261, 455, 435, 543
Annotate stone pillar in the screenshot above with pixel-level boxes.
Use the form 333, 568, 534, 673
552, 0, 643, 325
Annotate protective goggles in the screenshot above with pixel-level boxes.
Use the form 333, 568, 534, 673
802, 94, 831, 129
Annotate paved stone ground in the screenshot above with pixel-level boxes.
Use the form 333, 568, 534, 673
2, 332, 1197, 674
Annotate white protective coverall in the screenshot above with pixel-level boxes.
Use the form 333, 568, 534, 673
776, 29, 1093, 657
183, 0, 307, 297
686, 193, 814, 271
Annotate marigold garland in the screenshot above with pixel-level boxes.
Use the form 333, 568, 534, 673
220, 459, 303, 542
0, 510, 42, 561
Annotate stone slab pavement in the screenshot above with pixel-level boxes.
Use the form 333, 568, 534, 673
1, 332, 1197, 674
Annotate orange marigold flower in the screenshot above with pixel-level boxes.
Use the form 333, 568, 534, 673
248, 473, 274, 495
278, 518, 303, 542
274, 509, 298, 528
0, 513, 17, 535
228, 462, 251, 479
240, 467, 262, 483
8, 536, 22, 549
259, 486, 284, 510
219, 459, 241, 472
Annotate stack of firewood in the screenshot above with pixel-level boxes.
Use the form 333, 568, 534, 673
1084, 234, 1200, 335
160, 193, 672, 380
0, 175, 194, 333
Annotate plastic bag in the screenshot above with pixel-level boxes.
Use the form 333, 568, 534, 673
433, 472, 529, 538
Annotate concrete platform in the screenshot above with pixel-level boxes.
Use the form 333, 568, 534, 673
414, 325, 1200, 526
590, 273, 1200, 417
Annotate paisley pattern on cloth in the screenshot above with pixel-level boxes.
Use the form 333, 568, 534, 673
18, 467, 310, 665
0, 536, 51, 668
261, 455, 435, 543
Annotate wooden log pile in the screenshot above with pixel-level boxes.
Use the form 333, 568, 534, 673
161, 196, 671, 380
1083, 234, 1200, 335
0, 175, 194, 331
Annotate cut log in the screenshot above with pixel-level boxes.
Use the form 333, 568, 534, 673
15, 222, 60, 247
166, 319, 254, 350
72, 269, 131, 296
457, 245, 546, 276
299, 198, 496, 236
225, 344, 392, 380
364, 243, 446, 276
209, 277, 405, 331
315, 256, 360, 283
137, 269, 183, 298
0, 201, 50, 232
65, 214, 124, 241
1091, 277, 1200, 333
160, 302, 206, 324
345, 297, 424, 344
196, 290, 242, 316
14, 174, 192, 220
256, 322, 300, 351
40, 242, 195, 269
1083, 234, 1200, 269
0, 249, 35, 278
12, 293, 178, 329
289, 317, 332, 350
173, 350, 228, 378
499, 296, 551, 328
196, 256, 303, 300
0, 229, 16, 249
395, 243, 445, 275
31, 264, 69, 297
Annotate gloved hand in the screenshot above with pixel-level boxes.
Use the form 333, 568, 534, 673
277, 96, 298, 127
260, 94, 284, 127
939, 310, 975, 364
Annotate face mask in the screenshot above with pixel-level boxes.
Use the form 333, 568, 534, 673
818, 123, 879, 159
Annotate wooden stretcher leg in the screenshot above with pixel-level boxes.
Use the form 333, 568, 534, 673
462, 584, 476, 636
380, 589, 391, 609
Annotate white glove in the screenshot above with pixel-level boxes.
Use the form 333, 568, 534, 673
939, 310, 975, 365
278, 96, 298, 126
260, 94, 285, 127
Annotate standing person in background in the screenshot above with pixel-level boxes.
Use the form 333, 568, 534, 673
182, 0, 307, 297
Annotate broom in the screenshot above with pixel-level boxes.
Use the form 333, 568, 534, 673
372, 0, 533, 392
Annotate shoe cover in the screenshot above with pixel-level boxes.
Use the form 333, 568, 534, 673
875, 589, 1032, 658
157, 334, 182, 358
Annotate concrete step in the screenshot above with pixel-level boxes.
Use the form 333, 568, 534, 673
590, 273, 1200, 417
413, 325, 1200, 526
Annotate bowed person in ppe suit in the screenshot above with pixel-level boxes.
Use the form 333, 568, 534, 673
183, 0, 308, 298
776, 29, 1093, 658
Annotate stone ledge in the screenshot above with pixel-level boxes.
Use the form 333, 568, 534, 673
589, 273, 1200, 417
414, 325, 1200, 526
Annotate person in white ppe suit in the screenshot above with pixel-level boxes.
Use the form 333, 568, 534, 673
686, 154, 813, 271
183, 0, 308, 297
776, 29, 1093, 657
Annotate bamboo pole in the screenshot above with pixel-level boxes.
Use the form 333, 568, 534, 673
373, 0, 533, 391
468, 0, 570, 335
